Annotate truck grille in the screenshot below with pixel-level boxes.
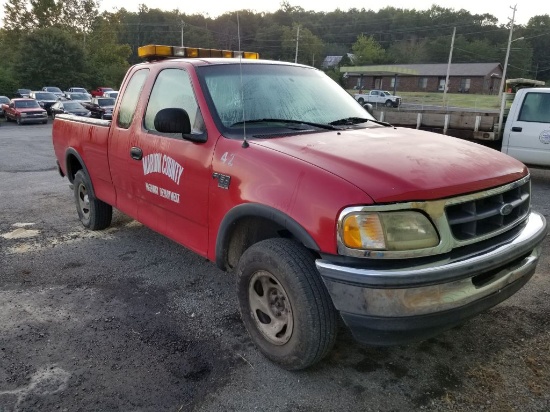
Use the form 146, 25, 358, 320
445, 180, 530, 241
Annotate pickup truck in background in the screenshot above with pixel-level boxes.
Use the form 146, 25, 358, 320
365, 79, 550, 168
51, 44, 547, 370
3, 98, 48, 124
82, 97, 116, 119
91, 87, 114, 97
354, 89, 402, 107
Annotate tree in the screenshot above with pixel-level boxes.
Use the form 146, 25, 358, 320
13, 27, 87, 89
351, 34, 386, 65
280, 24, 324, 66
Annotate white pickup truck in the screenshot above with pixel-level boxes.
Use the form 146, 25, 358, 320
354, 89, 402, 108
500, 87, 550, 167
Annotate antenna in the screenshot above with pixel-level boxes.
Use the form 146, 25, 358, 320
237, 11, 249, 148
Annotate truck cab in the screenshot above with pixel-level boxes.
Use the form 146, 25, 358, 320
501, 87, 550, 168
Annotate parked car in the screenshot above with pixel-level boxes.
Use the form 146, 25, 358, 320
102, 91, 118, 100
42, 86, 64, 99
14, 88, 31, 98
30, 91, 59, 115
64, 92, 91, 104
0, 96, 10, 117
82, 97, 116, 119
50, 101, 91, 119
66, 87, 89, 94
2, 98, 48, 124
90, 87, 114, 97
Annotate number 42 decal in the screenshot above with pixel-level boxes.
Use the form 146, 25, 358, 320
220, 152, 235, 166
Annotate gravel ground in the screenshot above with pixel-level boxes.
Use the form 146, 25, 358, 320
0, 121, 548, 411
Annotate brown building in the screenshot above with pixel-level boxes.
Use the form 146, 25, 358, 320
339, 63, 503, 95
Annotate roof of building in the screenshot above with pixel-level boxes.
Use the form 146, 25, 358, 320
340, 62, 502, 77
322, 53, 355, 69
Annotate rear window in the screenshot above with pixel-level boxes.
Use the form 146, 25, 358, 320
34, 92, 57, 100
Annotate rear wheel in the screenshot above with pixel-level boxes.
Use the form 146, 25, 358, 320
236, 238, 338, 370
73, 170, 112, 230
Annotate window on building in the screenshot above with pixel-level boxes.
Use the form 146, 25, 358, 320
460, 78, 471, 93
418, 77, 428, 89
390, 77, 400, 88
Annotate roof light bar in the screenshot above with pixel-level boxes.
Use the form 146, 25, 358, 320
138, 44, 259, 61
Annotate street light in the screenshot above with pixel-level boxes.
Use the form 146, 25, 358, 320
499, 36, 524, 97
497, 34, 525, 134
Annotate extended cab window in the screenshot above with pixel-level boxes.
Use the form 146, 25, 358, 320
117, 69, 148, 129
518, 92, 550, 123
144, 68, 205, 136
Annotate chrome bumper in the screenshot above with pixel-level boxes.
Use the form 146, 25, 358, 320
316, 212, 547, 344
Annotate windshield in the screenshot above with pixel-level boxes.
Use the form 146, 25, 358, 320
68, 93, 89, 100
34, 92, 57, 100
72, 88, 87, 93
0, 96, 9, 104
64, 102, 86, 110
197, 63, 374, 136
46, 87, 62, 93
15, 100, 40, 108
18, 89, 31, 94
97, 98, 115, 106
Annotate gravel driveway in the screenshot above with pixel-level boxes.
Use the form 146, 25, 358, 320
1, 121, 549, 411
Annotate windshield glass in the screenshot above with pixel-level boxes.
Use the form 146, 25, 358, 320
34, 92, 57, 100
64, 102, 86, 110
15, 100, 40, 108
68, 93, 89, 100
46, 87, 62, 93
0, 97, 9, 104
97, 98, 115, 106
197, 63, 374, 136
18, 89, 31, 94
71, 88, 87, 93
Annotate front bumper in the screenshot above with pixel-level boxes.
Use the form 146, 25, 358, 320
316, 211, 547, 345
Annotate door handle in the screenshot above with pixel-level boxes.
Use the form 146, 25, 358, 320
511, 126, 522, 132
130, 146, 143, 160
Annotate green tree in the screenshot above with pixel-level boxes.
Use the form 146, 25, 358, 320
13, 27, 87, 89
281, 24, 324, 66
351, 34, 386, 65
86, 16, 132, 89
524, 15, 550, 81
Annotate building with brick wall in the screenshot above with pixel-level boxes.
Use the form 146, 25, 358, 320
339, 63, 503, 95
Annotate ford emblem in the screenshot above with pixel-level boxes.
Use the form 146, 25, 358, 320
500, 203, 514, 216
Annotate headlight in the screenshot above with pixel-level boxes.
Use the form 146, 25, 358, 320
341, 211, 439, 251
21, 113, 28, 117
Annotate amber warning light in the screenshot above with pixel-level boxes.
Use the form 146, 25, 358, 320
138, 45, 259, 60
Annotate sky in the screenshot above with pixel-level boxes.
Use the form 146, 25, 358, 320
96, 0, 548, 26
0, 1, 548, 26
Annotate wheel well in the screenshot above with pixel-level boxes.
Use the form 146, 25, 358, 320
66, 153, 83, 183
224, 216, 316, 270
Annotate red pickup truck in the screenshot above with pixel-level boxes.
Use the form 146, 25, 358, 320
3, 98, 48, 124
52, 45, 547, 370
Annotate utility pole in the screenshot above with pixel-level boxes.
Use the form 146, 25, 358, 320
443, 27, 456, 105
294, 25, 300, 64
181, 21, 184, 47
498, 5, 517, 98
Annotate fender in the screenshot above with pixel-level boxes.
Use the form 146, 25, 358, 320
215, 203, 320, 270
64, 148, 96, 196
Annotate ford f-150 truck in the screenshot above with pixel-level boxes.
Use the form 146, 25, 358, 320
354, 89, 402, 107
51, 44, 547, 370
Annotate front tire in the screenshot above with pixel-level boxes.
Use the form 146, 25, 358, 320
385, 99, 393, 107
236, 238, 338, 370
16, 116, 21, 125
73, 170, 112, 230
357, 97, 365, 105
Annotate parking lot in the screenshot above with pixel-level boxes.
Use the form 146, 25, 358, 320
1, 120, 549, 411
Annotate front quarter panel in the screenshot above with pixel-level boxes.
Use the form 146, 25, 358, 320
208, 136, 373, 259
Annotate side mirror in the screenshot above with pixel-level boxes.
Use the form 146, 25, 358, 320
363, 103, 374, 116
154, 108, 206, 143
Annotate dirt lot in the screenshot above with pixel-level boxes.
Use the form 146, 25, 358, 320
0, 121, 549, 411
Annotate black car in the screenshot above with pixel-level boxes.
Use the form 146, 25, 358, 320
30, 91, 59, 115
14, 88, 31, 98
50, 101, 91, 118
84, 97, 116, 119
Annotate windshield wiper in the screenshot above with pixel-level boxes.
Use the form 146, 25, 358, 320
329, 117, 392, 127
230, 118, 339, 131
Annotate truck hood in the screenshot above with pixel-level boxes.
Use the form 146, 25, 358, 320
251, 126, 528, 203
